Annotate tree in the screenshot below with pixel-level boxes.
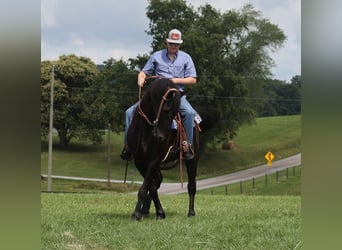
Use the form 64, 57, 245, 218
258, 75, 301, 116
145, 0, 286, 142
96, 58, 138, 133
41, 61, 69, 139
41, 54, 107, 147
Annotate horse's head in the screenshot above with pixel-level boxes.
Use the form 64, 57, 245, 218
139, 78, 180, 141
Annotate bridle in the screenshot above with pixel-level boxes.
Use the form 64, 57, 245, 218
137, 83, 179, 127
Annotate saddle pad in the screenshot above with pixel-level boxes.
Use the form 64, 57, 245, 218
171, 113, 202, 130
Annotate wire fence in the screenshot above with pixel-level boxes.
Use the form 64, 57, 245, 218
200, 166, 301, 196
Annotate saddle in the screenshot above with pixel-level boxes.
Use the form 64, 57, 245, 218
160, 113, 201, 170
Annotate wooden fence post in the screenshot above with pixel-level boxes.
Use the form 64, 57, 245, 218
265, 173, 268, 185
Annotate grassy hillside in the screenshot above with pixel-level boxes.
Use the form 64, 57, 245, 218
41, 115, 301, 183
193, 115, 301, 179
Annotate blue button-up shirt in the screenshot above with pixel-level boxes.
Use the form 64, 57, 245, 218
142, 49, 197, 91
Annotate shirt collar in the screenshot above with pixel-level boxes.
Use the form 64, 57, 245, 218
166, 48, 178, 58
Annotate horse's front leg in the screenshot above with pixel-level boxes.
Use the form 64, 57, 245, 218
131, 159, 160, 221
141, 194, 152, 217
141, 170, 165, 219
131, 183, 150, 221
149, 170, 165, 219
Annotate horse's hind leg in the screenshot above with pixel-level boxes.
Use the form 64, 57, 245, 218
186, 160, 197, 217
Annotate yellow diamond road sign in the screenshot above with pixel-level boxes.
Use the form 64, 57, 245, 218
265, 151, 274, 166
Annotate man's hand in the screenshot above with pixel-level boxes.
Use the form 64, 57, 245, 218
137, 72, 146, 87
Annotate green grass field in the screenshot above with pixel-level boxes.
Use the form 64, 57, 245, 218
41, 115, 301, 184
41, 194, 301, 250
41, 115, 301, 249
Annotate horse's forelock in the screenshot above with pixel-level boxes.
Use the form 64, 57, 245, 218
140, 78, 180, 119
150, 78, 176, 101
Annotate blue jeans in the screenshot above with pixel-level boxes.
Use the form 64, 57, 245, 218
125, 95, 196, 145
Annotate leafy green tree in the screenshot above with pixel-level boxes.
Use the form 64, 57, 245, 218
283, 75, 301, 115
258, 79, 284, 117
128, 54, 150, 71
258, 75, 301, 116
41, 61, 69, 139
145, 0, 286, 141
96, 58, 138, 133
41, 54, 107, 147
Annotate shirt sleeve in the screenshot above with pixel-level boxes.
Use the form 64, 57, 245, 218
184, 55, 197, 78
142, 54, 156, 76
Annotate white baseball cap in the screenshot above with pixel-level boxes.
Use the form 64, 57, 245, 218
166, 29, 183, 44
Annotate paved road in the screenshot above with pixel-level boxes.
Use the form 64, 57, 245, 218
158, 153, 301, 194
42, 153, 301, 195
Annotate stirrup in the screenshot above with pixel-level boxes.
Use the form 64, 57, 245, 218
120, 146, 132, 161
182, 141, 194, 160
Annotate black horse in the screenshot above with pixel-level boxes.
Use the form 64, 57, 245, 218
127, 78, 218, 220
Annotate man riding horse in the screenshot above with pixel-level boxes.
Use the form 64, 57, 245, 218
121, 28, 199, 161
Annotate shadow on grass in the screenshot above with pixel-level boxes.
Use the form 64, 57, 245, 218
98, 212, 132, 220
98, 210, 179, 220
41, 141, 106, 153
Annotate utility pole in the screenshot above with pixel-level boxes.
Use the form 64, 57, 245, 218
47, 65, 55, 192
107, 123, 111, 185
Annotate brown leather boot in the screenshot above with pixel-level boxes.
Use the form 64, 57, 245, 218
182, 141, 194, 160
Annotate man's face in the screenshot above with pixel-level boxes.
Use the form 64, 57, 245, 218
167, 42, 180, 53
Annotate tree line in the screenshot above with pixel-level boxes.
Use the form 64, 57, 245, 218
41, 0, 300, 147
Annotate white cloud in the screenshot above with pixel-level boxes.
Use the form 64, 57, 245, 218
41, 0, 300, 81
188, 0, 244, 11
41, 0, 59, 28
69, 35, 85, 47
189, 0, 301, 81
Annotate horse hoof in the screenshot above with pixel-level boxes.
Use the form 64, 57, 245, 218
156, 213, 166, 220
131, 212, 142, 221
187, 211, 196, 217
155, 209, 166, 220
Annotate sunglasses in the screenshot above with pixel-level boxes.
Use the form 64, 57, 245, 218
168, 42, 180, 46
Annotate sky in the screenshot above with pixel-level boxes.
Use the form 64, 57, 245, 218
41, 0, 301, 82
